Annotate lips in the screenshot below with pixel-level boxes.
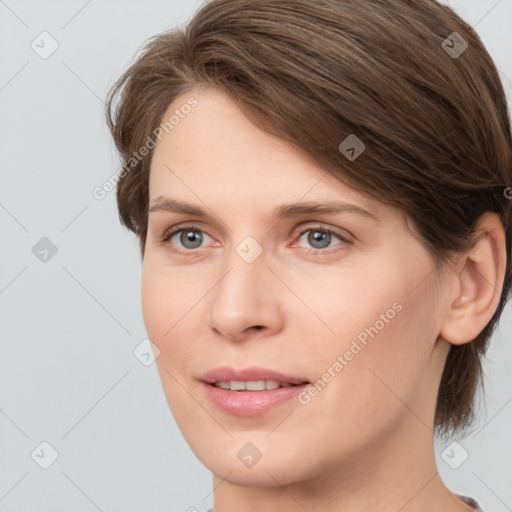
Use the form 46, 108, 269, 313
199, 366, 310, 416
200, 366, 309, 386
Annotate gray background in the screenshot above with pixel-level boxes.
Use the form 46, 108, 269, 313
0, 1, 511, 511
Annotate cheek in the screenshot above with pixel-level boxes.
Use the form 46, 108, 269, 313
292, 256, 437, 421
281, 260, 406, 352
140, 267, 166, 342
140, 262, 189, 348
140, 265, 200, 416
140, 261, 209, 375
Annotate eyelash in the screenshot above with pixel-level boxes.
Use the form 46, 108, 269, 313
158, 223, 351, 256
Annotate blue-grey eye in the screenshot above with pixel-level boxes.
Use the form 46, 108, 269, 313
173, 229, 209, 249
298, 229, 342, 249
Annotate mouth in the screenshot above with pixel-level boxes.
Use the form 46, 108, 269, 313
211, 380, 303, 391
200, 367, 310, 416
200, 366, 309, 388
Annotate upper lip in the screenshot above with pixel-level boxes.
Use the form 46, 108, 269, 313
200, 366, 309, 385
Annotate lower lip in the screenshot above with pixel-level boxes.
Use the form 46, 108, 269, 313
202, 382, 309, 416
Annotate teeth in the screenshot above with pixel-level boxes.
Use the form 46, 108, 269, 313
213, 380, 296, 391
230, 381, 246, 391
245, 380, 266, 391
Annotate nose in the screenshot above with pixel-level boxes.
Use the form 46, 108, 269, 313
207, 248, 284, 342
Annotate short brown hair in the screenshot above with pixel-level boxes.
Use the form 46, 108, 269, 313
106, 0, 512, 439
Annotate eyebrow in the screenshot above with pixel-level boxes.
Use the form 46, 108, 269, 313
148, 197, 379, 222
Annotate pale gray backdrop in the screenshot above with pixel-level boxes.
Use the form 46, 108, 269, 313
0, 1, 511, 511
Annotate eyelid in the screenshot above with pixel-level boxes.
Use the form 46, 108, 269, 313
290, 222, 352, 243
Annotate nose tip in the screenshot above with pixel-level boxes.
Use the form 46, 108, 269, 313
212, 323, 266, 342
207, 261, 283, 342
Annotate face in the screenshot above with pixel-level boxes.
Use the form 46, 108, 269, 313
141, 86, 448, 487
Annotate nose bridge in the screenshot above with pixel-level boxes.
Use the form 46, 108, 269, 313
215, 236, 269, 309
207, 234, 282, 339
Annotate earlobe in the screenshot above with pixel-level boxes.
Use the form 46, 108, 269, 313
440, 212, 507, 346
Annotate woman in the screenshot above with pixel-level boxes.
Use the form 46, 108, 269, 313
106, 0, 512, 510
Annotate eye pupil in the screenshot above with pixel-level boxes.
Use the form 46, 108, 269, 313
181, 230, 203, 249
308, 230, 331, 249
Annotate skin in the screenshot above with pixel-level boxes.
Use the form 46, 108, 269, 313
141, 85, 506, 512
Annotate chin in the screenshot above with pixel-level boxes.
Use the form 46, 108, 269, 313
185, 432, 318, 488
203, 455, 302, 487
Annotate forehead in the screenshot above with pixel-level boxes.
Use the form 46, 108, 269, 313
149, 86, 383, 219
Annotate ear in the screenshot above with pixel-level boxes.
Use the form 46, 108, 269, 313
440, 212, 507, 346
